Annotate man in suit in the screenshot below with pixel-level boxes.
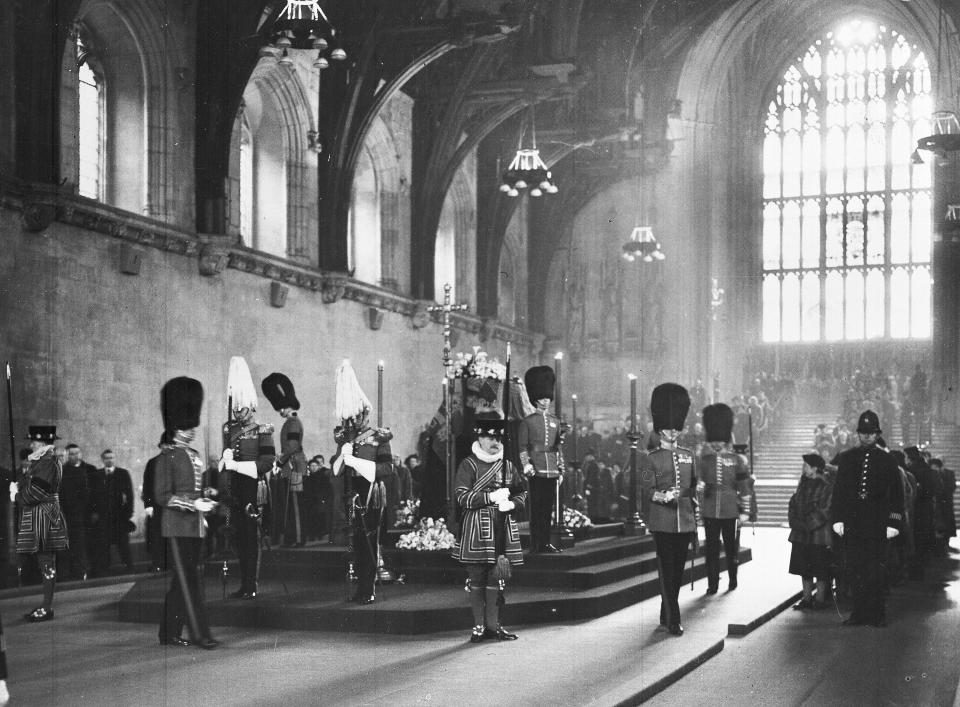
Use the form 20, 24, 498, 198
59, 443, 93, 580
88, 449, 135, 574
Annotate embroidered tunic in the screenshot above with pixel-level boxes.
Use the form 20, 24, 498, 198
638, 445, 698, 533
452, 455, 527, 565
16, 447, 69, 554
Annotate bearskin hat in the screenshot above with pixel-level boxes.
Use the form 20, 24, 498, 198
524, 366, 556, 403
702, 403, 734, 443
650, 383, 690, 433
161, 377, 204, 432
261, 372, 300, 412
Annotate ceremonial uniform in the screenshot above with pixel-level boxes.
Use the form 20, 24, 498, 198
830, 411, 904, 626
518, 366, 564, 553
638, 383, 696, 636
453, 415, 526, 642
142, 434, 171, 572
698, 404, 754, 593
277, 412, 306, 545
221, 418, 275, 596
16, 426, 69, 623
156, 377, 218, 649
335, 426, 393, 602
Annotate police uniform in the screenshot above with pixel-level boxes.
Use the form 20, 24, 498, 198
638, 383, 696, 636
221, 417, 275, 597
830, 410, 904, 626
698, 404, 754, 593
518, 366, 565, 553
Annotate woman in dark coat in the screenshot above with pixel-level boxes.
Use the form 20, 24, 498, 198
788, 452, 834, 610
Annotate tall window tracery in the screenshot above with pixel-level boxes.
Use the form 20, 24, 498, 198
762, 20, 932, 342
77, 34, 104, 201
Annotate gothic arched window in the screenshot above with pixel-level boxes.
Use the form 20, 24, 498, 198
76, 35, 104, 201
239, 111, 254, 241
762, 20, 932, 342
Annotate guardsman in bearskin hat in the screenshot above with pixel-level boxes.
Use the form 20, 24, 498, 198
331, 360, 393, 604
830, 409, 903, 627
155, 377, 219, 649
452, 412, 527, 643
517, 365, 565, 553
261, 372, 307, 547
638, 383, 698, 636
218, 357, 275, 599
13, 425, 69, 622
698, 403, 754, 595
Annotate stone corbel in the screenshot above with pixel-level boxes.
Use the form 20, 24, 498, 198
22, 200, 56, 232
410, 301, 432, 329
198, 243, 229, 276
321, 274, 347, 304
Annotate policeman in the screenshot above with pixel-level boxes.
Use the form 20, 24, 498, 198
830, 410, 904, 627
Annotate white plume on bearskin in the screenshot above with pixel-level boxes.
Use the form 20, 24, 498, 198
335, 359, 371, 421
227, 356, 258, 411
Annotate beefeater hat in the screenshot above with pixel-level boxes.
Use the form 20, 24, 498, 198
261, 372, 300, 411
524, 365, 556, 403
650, 383, 690, 433
473, 411, 506, 438
702, 403, 734, 443
161, 377, 204, 432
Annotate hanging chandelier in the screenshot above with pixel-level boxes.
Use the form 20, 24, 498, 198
260, 0, 346, 70
912, 110, 960, 164
621, 225, 664, 263
499, 107, 558, 197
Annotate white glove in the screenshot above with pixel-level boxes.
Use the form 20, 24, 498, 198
194, 497, 216, 513
584, 489, 591, 496
8, 482, 17, 502
832, 522, 844, 537
144, 506, 154, 518
697, 481, 706, 493
886, 527, 899, 539
220, 448, 238, 471
522, 463, 535, 477
489, 487, 510, 504
340, 443, 354, 459
497, 500, 515, 512
739, 513, 750, 523
347, 456, 376, 483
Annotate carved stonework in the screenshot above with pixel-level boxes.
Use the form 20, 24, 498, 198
22, 202, 56, 232
321, 276, 347, 304
198, 245, 228, 276
411, 301, 431, 329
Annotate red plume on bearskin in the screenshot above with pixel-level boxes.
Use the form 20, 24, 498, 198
261, 372, 300, 411
650, 383, 690, 433
703, 403, 734, 443
161, 377, 204, 432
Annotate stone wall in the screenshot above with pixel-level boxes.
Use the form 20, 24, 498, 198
0, 201, 540, 535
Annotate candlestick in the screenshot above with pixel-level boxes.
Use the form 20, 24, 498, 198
554, 352, 563, 419
571, 393, 579, 463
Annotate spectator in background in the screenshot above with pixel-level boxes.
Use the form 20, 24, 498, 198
930, 458, 956, 556
404, 454, 422, 501
87, 450, 135, 575
394, 455, 414, 506
59, 443, 93, 581
302, 456, 324, 542
788, 453, 833, 610
905, 445, 940, 576
142, 433, 172, 572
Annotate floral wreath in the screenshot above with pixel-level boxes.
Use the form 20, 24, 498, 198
452, 347, 507, 381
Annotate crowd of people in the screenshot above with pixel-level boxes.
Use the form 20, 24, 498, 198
10, 442, 135, 584
788, 411, 957, 626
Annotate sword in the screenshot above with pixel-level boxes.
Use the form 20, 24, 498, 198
5, 363, 16, 568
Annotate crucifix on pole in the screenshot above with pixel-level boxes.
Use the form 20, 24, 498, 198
427, 283, 468, 520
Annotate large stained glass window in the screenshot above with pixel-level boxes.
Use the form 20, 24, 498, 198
762, 20, 932, 342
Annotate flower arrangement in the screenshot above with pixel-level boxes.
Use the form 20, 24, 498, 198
453, 347, 507, 381
562, 505, 593, 529
395, 517, 456, 551
395, 499, 420, 528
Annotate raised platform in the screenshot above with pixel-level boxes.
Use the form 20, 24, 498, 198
118, 531, 751, 635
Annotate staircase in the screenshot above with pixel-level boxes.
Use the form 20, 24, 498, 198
753, 411, 960, 527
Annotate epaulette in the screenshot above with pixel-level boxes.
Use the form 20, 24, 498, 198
374, 427, 393, 443
258, 423, 275, 434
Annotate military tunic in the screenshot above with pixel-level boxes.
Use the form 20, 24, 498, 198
698, 447, 752, 590
638, 445, 698, 628
517, 409, 565, 551
222, 419, 275, 594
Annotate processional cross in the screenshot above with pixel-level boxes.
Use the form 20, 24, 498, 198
427, 283, 468, 519
427, 283, 468, 372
